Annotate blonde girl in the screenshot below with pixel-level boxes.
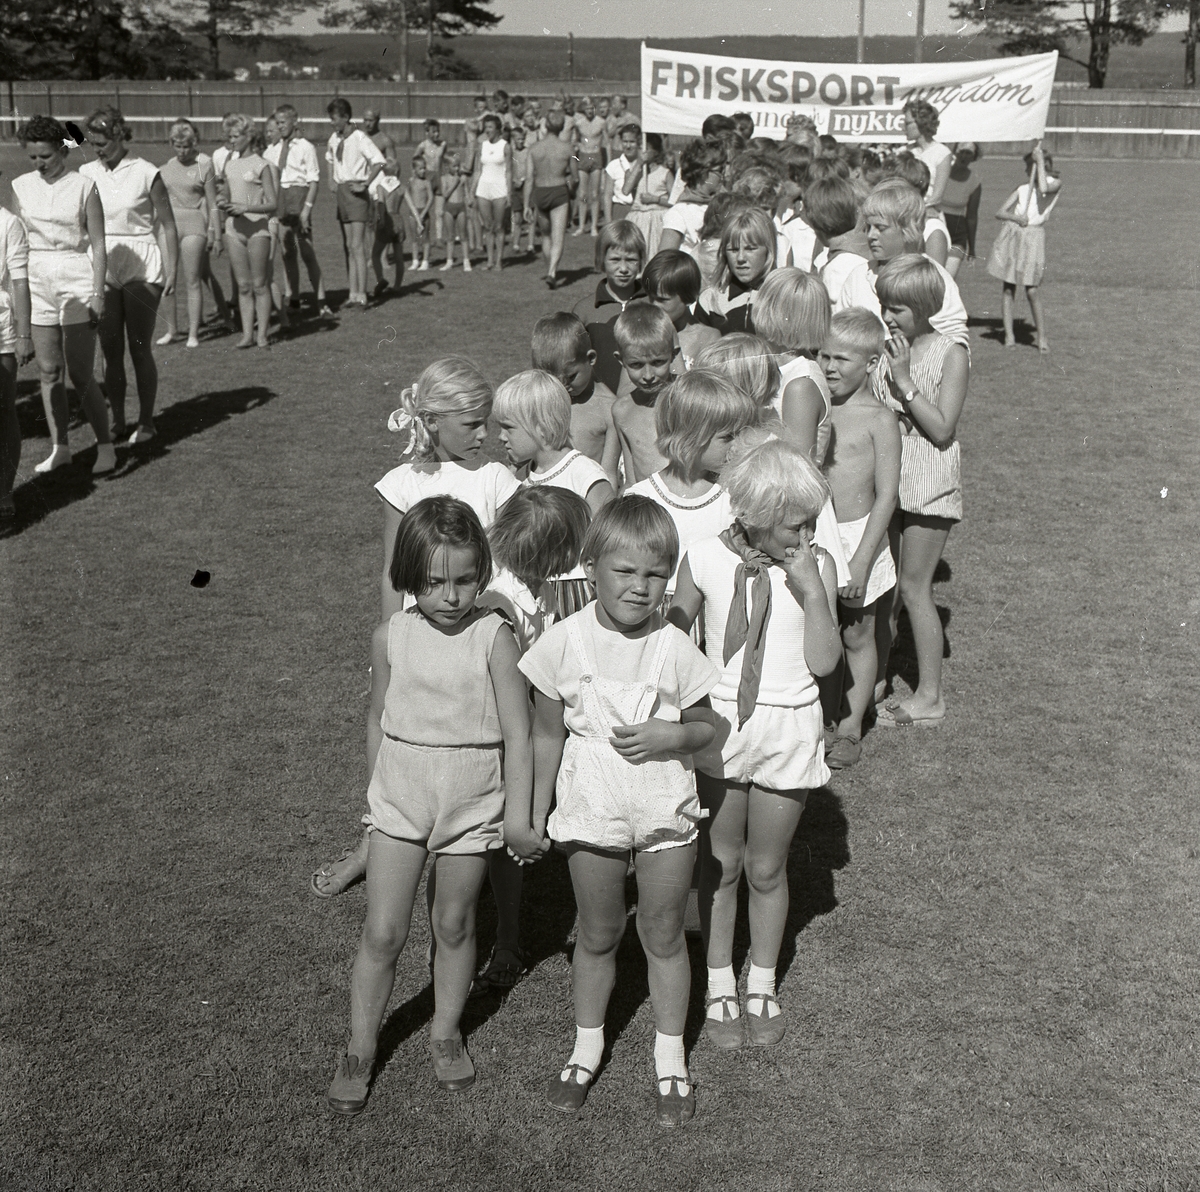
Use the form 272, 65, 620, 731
493, 369, 614, 617
514, 497, 721, 1127
751, 268, 833, 465
157, 118, 232, 347
986, 144, 1061, 352
311, 356, 518, 900
872, 255, 969, 727
326, 496, 533, 1114
667, 437, 841, 1052
697, 206, 777, 335
693, 333, 781, 412
625, 370, 759, 610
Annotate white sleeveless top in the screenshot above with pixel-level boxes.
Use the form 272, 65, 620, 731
80, 156, 160, 238
772, 356, 833, 467
11, 171, 95, 253
475, 138, 508, 202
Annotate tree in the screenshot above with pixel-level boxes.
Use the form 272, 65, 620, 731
951, 0, 1168, 88
150, 0, 310, 78
320, 0, 499, 82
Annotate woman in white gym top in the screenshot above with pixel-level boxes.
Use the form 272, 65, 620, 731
81, 106, 179, 445
11, 115, 117, 475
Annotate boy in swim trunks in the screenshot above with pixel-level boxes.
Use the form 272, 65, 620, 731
438, 151, 471, 271
523, 110, 577, 289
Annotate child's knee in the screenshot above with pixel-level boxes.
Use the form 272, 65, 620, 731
635, 902, 686, 957
841, 613, 876, 650
743, 851, 786, 896
361, 917, 407, 961
575, 914, 624, 957
430, 904, 472, 951
897, 572, 929, 606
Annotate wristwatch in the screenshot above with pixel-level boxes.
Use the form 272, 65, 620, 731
900, 389, 917, 405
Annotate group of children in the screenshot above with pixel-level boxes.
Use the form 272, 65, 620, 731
305, 120, 1068, 1127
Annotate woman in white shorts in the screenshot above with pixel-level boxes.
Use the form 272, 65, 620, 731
81, 106, 178, 444
11, 116, 116, 475
217, 118, 279, 349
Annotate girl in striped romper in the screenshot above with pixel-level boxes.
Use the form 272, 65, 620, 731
871, 254, 969, 729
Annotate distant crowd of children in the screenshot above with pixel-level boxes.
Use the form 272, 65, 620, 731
304, 101, 1063, 1128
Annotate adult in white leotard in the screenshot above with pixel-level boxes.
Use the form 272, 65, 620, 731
81, 106, 179, 445
472, 114, 512, 272
11, 115, 116, 475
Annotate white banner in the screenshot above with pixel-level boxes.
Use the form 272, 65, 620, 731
641, 45, 1058, 143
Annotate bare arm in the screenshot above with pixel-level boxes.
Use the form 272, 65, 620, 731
779, 377, 825, 459
924, 225, 949, 267
583, 478, 615, 515
366, 621, 391, 780
840, 413, 901, 601
491, 629, 542, 863
12, 279, 33, 365
600, 408, 622, 489
780, 532, 842, 677
529, 690, 567, 836
148, 175, 179, 296
926, 149, 951, 209
85, 189, 107, 319
994, 188, 1022, 222
659, 228, 684, 252
886, 339, 969, 447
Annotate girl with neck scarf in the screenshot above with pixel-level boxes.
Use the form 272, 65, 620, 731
667, 435, 841, 1052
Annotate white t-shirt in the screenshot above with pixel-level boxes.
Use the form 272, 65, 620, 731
624, 473, 733, 589
11, 171, 95, 254
478, 569, 554, 656
526, 450, 609, 501
820, 251, 881, 318
263, 137, 320, 187
686, 534, 823, 709
518, 604, 719, 737
913, 140, 953, 205
775, 212, 818, 273
79, 156, 160, 237
326, 128, 386, 185
605, 155, 637, 206
374, 459, 519, 524
662, 201, 707, 260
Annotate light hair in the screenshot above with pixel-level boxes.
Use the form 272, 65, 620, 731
225, 112, 254, 138
827, 308, 886, 358
596, 219, 646, 272
875, 254, 945, 322
168, 119, 200, 147
715, 207, 777, 292
613, 304, 675, 360
693, 334, 781, 409
273, 103, 298, 120
862, 179, 925, 251
731, 165, 783, 215
891, 151, 931, 197
394, 356, 494, 463
531, 312, 592, 376
752, 268, 831, 355
720, 436, 830, 531
580, 495, 679, 574
247, 128, 267, 156
85, 105, 131, 142
655, 370, 760, 481
493, 370, 573, 452
488, 486, 592, 592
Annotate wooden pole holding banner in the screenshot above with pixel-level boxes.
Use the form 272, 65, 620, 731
857, 0, 866, 63
914, 0, 926, 62
568, 32, 575, 81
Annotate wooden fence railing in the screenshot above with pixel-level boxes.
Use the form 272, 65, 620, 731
3, 80, 1200, 157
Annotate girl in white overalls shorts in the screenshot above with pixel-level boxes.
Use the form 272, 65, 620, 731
513, 495, 720, 1128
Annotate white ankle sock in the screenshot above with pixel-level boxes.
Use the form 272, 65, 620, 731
747, 963, 780, 1016
35, 445, 71, 474
653, 1031, 687, 1081
564, 1024, 603, 1082
706, 965, 739, 1019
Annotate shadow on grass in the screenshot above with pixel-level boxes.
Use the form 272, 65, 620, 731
969, 313, 1039, 348
3, 384, 275, 538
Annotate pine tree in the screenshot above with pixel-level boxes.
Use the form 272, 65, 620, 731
150, 0, 311, 78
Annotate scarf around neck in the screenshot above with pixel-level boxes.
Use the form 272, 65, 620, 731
719, 524, 774, 728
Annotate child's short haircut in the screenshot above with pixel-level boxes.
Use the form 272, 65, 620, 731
891, 151, 931, 197
531, 312, 593, 376
327, 97, 353, 119
715, 207, 777, 292
732, 165, 783, 215
699, 193, 752, 242
806, 157, 852, 185
580, 495, 679, 574
861, 179, 925, 250
488, 486, 592, 589
828, 308, 887, 358
694, 334, 781, 408
721, 437, 830, 532
875, 254, 945, 321
595, 219, 647, 272
802, 177, 859, 240
655, 370, 760, 480
389, 355, 494, 462
752, 267, 832, 355
616, 122, 642, 143
492, 369, 573, 451
424, 118, 440, 129
642, 250, 703, 307
613, 304, 675, 359
389, 495, 492, 595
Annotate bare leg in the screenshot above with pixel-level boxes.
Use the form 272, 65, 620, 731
428, 853, 489, 1038
837, 605, 878, 740
1001, 282, 1016, 347
743, 787, 807, 969
119, 281, 162, 431
178, 236, 207, 343
201, 249, 233, 328
875, 515, 903, 702
1026, 284, 1048, 351
62, 323, 114, 446
297, 234, 326, 305
696, 774, 748, 968
547, 202, 569, 282
634, 843, 695, 1036
566, 847, 631, 1028
248, 235, 273, 347
31, 325, 72, 451
587, 171, 601, 236
97, 286, 130, 428
346, 832, 428, 1066
225, 234, 256, 348
894, 518, 952, 720
346, 222, 368, 303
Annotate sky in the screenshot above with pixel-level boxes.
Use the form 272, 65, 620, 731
286, 0, 1189, 39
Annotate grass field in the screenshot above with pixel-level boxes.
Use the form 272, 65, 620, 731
2, 148, 1199, 1190
230, 30, 1198, 90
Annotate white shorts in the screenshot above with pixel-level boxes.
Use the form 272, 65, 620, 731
696, 698, 829, 792
29, 250, 94, 327
837, 513, 897, 607
106, 234, 165, 288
